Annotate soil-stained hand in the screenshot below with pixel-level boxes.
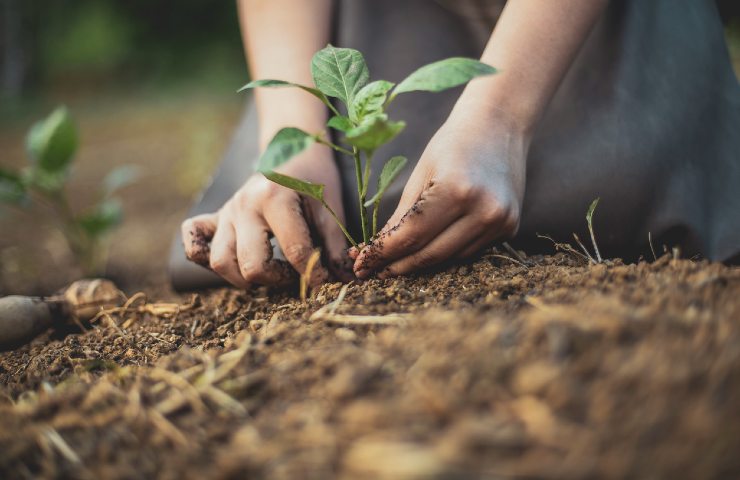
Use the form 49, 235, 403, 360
181, 146, 350, 289
350, 112, 528, 279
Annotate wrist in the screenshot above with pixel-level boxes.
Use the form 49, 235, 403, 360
256, 91, 329, 150
453, 81, 540, 142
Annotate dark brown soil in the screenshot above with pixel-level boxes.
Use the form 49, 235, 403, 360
1, 249, 739, 479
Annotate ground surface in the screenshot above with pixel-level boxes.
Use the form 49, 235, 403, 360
1, 250, 739, 479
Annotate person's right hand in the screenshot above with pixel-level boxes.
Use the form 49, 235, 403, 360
181, 145, 350, 289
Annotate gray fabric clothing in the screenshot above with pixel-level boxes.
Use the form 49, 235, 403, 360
169, 0, 740, 291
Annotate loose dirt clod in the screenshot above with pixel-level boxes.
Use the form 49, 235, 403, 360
1, 250, 739, 479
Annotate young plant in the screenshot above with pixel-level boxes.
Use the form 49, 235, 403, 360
0, 107, 137, 275
239, 45, 497, 246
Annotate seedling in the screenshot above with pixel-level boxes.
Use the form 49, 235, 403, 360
0, 107, 137, 275
240, 45, 497, 246
586, 198, 602, 263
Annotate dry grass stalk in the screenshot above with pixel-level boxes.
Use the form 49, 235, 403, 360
536, 233, 590, 264
492, 254, 528, 268
41, 427, 81, 465
300, 249, 322, 302
309, 283, 410, 325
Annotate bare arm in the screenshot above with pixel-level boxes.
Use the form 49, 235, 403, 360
352, 0, 609, 278
182, 1, 350, 289
238, 0, 333, 149
458, 0, 609, 136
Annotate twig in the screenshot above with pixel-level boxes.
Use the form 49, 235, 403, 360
147, 408, 190, 447
502, 242, 527, 264
41, 427, 81, 464
492, 254, 528, 268
648, 231, 657, 261
573, 233, 596, 264
315, 312, 411, 326
309, 283, 349, 321
536, 233, 590, 262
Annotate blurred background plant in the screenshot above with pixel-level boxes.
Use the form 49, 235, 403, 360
1, 106, 138, 276
0, 0, 246, 295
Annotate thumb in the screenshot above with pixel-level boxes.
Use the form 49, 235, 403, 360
374, 161, 429, 241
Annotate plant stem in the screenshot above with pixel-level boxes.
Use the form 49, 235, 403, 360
321, 95, 342, 118
372, 200, 380, 237
321, 201, 357, 247
316, 137, 354, 157
361, 151, 372, 197
353, 148, 369, 243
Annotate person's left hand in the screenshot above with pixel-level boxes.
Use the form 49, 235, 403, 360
349, 108, 529, 279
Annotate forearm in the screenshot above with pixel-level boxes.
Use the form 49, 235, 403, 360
238, 0, 333, 149
457, 0, 608, 137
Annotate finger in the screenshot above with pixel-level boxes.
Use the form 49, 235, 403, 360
209, 216, 250, 288
456, 232, 496, 259
232, 211, 296, 286
353, 184, 463, 278
263, 195, 329, 286
376, 216, 484, 279
181, 213, 218, 267
456, 210, 520, 259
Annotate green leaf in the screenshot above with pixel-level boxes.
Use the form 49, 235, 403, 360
26, 106, 79, 173
344, 114, 405, 153
257, 127, 316, 172
262, 171, 325, 202
0, 168, 26, 204
364, 156, 408, 207
103, 165, 140, 196
327, 115, 353, 133
393, 57, 497, 97
311, 45, 369, 105
77, 199, 123, 237
238, 79, 334, 108
349, 80, 394, 123
22, 166, 66, 193
586, 197, 600, 225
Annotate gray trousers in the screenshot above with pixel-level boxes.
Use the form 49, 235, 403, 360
169, 0, 740, 291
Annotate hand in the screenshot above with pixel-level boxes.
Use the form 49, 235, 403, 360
181, 145, 350, 288
350, 108, 528, 279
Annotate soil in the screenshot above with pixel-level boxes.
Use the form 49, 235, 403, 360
1, 249, 739, 479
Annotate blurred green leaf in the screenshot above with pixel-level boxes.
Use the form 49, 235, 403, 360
344, 114, 405, 153
26, 107, 78, 174
393, 58, 497, 97
257, 127, 316, 172
327, 115, 353, 133
0, 168, 26, 204
103, 165, 140, 196
350, 80, 394, 123
364, 156, 408, 207
262, 171, 325, 202
311, 45, 369, 105
77, 199, 123, 238
21, 166, 67, 194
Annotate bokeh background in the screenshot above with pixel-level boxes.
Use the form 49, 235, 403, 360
0, 0, 247, 295
1, 0, 739, 296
